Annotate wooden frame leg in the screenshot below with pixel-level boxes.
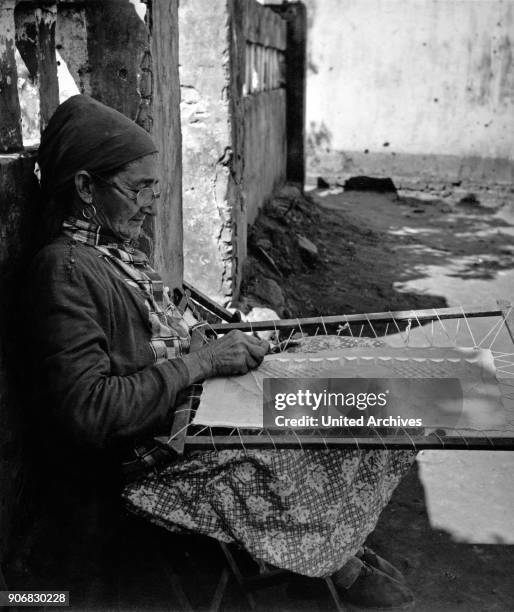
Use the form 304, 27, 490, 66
209, 567, 230, 612
325, 576, 347, 612
219, 542, 257, 610
166, 568, 194, 612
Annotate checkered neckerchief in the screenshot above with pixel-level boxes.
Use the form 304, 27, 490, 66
62, 218, 191, 362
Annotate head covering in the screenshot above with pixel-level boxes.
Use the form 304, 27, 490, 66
38, 94, 158, 198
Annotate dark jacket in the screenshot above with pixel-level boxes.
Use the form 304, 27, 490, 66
30, 235, 191, 454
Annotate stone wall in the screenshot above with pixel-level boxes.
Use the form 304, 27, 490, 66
305, 0, 514, 187
180, 0, 287, 304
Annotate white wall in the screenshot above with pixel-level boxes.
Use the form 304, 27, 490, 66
305, 0, 514, 183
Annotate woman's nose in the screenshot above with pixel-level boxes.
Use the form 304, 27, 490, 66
141, 200, 157, 216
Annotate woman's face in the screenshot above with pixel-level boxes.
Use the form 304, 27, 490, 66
90, 153, 159, 242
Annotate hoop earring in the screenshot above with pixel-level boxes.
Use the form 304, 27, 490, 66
81, 204, 97, 220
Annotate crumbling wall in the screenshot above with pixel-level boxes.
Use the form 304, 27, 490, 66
180, 0, 287, 304
305, 0, 514, 187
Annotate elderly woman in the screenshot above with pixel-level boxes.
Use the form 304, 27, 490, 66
31, 95, 415, 610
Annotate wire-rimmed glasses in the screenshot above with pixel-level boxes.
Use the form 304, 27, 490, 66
90, 171, 160, 207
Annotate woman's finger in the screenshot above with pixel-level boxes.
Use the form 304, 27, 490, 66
245, 333, 265, 346
245, 354, 259, 370
247, 340, 269, 359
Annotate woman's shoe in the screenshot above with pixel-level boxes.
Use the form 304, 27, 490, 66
332, 561, 415, 611
357, 546, 406, 584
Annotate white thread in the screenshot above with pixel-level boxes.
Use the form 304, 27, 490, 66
345, 314, 355, 338
460, 305, 477, 348
296, 318, 305, 337
488, 305, 513, 350
365, 314, 379, 339
433, 308, 453, 344
209, 427, 218, 451
405, 318, 412, 346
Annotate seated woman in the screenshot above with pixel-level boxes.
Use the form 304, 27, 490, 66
30, 94, 416, 610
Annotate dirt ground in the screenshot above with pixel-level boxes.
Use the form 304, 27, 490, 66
240, 184, 514, 319
237, 183, 514, 612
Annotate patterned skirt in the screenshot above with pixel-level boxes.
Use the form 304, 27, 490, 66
123, 336, 416, 577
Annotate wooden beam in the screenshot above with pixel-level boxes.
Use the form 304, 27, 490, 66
209, 305, 505, 335
0, 0, 23, 152
149, 0, 183, 291
15, 2, 59, 133
184, 280, 240, 323
35, 3, 59, 130
55, 3, 89, 93
176, 434, 514, 452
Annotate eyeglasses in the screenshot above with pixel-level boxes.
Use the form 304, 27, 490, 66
90, 172, 160, 207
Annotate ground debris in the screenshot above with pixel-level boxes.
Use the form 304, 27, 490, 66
297, 234, 319, 262
344, 175, 397, 194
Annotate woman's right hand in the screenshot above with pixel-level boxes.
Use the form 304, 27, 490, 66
199, 330, 269, 377
183, 330, 269, 383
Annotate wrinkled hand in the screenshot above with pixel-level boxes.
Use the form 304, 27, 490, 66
199, 330, 269, 377
183, 330, 269, 383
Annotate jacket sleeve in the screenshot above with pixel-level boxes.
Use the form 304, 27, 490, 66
30, 246, 191, 449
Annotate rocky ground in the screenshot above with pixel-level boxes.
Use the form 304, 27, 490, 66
237, 182, 514, 321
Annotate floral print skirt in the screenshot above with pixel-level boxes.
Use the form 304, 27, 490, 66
123, 336, 416, 577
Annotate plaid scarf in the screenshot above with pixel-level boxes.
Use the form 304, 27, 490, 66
62, 218, 191, 362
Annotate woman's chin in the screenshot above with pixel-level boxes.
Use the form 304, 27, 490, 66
114, 223, 144, 242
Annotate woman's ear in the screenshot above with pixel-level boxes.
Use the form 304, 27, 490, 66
74, 170, 94, 205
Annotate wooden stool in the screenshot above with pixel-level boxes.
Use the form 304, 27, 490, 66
218, 542, 346, 612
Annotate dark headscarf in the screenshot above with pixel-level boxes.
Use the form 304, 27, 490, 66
38, 94, 158, 199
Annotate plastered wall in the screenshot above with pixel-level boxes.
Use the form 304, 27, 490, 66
180, 0, 286, 304
305, 0, 514, 185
